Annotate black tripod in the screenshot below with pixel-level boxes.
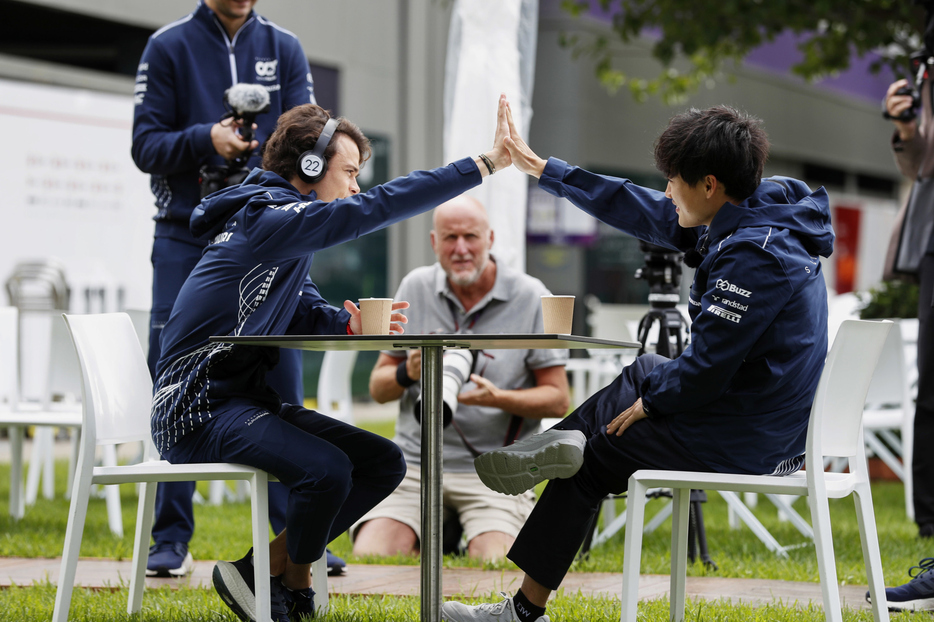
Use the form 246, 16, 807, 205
579, 243, 717, 569
633, 246, 717, 570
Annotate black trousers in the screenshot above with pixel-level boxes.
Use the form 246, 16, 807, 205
914, 254, 934, 528
507, 355, 713, 591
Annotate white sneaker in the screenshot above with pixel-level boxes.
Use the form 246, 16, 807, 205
474, 428, 586, 496
442, 592, 549, 622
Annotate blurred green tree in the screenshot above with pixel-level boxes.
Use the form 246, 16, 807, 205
560, 0, 926, 103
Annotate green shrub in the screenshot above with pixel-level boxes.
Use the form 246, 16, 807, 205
857, 279, 919, 319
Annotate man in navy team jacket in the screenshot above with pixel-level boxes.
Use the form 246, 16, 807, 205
131, 0, 316, 577
153, 99, 513, 621
443, 106, 834, 622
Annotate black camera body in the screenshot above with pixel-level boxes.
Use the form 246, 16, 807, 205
198, 164, 251, 199
634, 241, 683, 308
886, 85, 922, 122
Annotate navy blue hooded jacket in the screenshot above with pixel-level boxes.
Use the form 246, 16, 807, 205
131, 1, 315, 242
151, 158, 481, 454
539, 158, 834, 475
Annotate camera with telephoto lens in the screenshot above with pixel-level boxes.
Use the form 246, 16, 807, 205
413, 348, 478, 428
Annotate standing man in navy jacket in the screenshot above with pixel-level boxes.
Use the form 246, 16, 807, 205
443, 105, 834, 622
130, 0, 330, 578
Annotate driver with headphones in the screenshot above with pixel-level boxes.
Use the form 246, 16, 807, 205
150, 98, 512, 622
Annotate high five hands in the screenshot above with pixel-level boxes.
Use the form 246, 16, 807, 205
477, 94, 547, 179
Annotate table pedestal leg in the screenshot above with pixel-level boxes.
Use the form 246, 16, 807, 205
420, 345, 443, 622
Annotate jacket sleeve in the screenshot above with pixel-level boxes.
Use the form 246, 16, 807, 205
286, 276, 351, 335
537, 158, 703, 252
640, 241, 794, 416
244, 158, 482, 261
131, 39, 216, 175
281, 36, 316, 108
892, 129, 925, 180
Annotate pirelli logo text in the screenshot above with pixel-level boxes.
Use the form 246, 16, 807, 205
707, 304, 742, 324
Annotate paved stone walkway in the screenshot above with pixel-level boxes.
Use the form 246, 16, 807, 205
0, 557, 872, 611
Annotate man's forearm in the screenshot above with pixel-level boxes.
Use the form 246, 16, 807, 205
476, 384, 569, 419
369, 358, 408, 403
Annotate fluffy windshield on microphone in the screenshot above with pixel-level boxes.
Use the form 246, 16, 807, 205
225, 83, 271, 115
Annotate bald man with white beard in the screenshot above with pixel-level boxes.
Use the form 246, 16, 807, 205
351, 194, 570, 561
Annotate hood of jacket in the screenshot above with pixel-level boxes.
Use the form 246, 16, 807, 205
706, 176, 835, 258
190, 168, 315, 240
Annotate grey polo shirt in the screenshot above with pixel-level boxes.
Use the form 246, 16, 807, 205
388, 258, 568, 472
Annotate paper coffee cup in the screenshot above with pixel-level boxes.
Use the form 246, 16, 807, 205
541, 295, 575, 334
359, 298, 393, 335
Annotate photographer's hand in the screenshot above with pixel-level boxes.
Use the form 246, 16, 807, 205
606, 398, 646, 437
885, 79, 919, 142
457, 374, 501, 407
406, 350, 421, 381
211, 117, 259, 160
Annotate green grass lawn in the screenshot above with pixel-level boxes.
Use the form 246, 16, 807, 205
0, 418, 927, 620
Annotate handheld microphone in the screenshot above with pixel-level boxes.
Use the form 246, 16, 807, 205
223, 83, 271, 144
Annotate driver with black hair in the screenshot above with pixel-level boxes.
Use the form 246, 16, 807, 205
443, 104, 834, 622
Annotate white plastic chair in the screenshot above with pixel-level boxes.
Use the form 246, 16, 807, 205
862, 320, 915, 519
52, 313, 328, 622
317, 350, 358, 424
620, 319, 892, 622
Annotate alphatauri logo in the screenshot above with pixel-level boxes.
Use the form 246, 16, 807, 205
715, 279, 751, 298
255, 59, 278, 80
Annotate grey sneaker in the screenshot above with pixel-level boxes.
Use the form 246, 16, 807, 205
474, 428, 586, 496
442, 592, 549, 622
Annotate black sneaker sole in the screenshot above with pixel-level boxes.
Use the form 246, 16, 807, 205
213, 561, 256, 622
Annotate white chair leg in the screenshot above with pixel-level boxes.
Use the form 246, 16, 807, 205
65, 427, 80, 501
904, 409, 915, 521
42, 427, 55, 500
251, 473, 272, 622
669, 488, 691, 622
52, 457, 93, 622
102, 445, 123, 538
9, 426, 24, 519
765, 494, 813, 538
620, 479, 647, 622
807, 492, 843, 622
209, 480, 225, 505
718, 491, 789, 558
312, 550, 329, 614
643, 499, 673, 533
854, 485, 890, 622
25, 427, 52, 505
128, 480, 158, 614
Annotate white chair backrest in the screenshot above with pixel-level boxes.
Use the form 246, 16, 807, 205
809, 320, 892, 459
317, 350, 357, 423
864, 323, 909, 408
0, 307, 19, 407
64, 313, 153, 447
124, 308, 151, 361
48, 314, 82, 403
18, 311, 54, 402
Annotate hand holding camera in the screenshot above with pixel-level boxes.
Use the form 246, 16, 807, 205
199, 83, 271, 198
884, 79, 921, 124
